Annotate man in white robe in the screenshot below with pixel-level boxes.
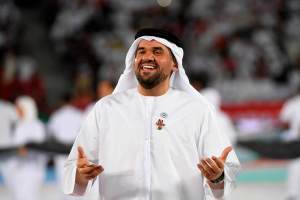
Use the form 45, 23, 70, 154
63, 28, 240, 200
4, 96, 46, 200
0, 99, 18, 150
0, 98, 18, 190
48, 93, 83, 200
280, 88, 300, 200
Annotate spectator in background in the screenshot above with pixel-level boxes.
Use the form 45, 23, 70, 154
190, 71, 237, 145
280, 86, 300, 200
0, 97, 18, 149
0, 97, 18, 194
3, 96, 46, 200
15, 56, 46, 112
47, 92, 83, 200
84, 79, 115, 114
201, 88, 237, 145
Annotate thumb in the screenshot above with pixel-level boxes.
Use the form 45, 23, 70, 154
77, 146, 86, 159
219, 146, 232, 162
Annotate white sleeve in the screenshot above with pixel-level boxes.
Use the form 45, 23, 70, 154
280, 101, 293, 123
47, 115, 56, 136
198, 106, 241, 199
63, 103, 101, 196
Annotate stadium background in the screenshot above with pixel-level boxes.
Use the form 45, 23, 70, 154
1, 0, 300, 199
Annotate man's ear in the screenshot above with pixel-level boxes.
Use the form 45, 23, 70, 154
172, 63, 178, 72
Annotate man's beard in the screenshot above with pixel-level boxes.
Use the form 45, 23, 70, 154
135, 69, 168, 89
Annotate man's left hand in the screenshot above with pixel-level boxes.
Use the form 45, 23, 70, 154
197, 146, 232, 182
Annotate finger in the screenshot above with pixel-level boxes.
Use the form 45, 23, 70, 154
220, 146, 232, 162
78, 146, 87, 159
85, 174, 98, 180
79, 165, 103, 174
200, 159, 215, 176
205, 158, 221, 174
77, 159, 89, 168
212, 156, 224, 169
83, 166, 104, 180
85, 172, 100, 180
197, 163, 211, 179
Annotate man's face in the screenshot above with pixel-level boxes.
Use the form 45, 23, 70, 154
134, 39, 177, 89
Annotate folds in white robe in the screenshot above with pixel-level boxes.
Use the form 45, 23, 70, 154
63, 88, 240, 200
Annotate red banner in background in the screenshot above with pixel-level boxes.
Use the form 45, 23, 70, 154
221, 101, 284, 120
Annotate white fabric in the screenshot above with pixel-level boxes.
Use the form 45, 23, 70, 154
280, 95, 300, 199
113, 36, 204, 100
48, 104, 84, 200
280, 95, 300, 140
286, 158, 300, 199
13, 120, 45, 146
48, 105, 83, 143
215, 112, 237, 146
201, 88, 221, 109
16, 96, 38, 122
63, 88, 240, 200
0, 100, 18, 199
3, 119, 46, 200
201, 88, 237, 145
0, 100, 18, 148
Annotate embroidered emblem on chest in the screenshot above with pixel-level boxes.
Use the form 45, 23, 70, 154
156, 118, 165, 130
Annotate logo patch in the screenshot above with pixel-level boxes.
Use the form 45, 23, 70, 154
156, 118, 165, 130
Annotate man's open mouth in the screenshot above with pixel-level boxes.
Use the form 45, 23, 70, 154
140, 65, 158, 72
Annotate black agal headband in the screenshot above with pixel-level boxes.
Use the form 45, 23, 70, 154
135, 28, 183, 49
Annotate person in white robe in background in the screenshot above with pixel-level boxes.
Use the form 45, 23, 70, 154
63, 28, 240, 200
0, 99, 18, 149
280, 88, 300, 200
48, 93, 83, 200
3, 96, 46, 200
0, 98, 18, 192
201, 88, 237, 145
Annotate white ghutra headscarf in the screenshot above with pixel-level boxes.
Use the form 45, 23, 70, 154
113, 35, 205, 100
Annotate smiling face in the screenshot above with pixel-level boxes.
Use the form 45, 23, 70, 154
134, 39, 177, 90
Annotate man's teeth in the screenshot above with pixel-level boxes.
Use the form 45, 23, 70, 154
143, 65, 155, 69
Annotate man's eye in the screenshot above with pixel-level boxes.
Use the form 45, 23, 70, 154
154, 50, 162, 55
137, 50, 145, 55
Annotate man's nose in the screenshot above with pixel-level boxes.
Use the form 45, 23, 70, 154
142, 51, 155, 61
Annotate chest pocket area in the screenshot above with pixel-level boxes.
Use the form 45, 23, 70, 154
152, 117, 196, 155
167, 117, 196, 144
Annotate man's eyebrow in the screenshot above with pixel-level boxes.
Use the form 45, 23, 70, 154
137, 46, 164, 50
153, 47, 164, 51
136, 47, 145, 51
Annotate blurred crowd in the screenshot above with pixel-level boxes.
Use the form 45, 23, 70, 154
0, 78, 114, 200
1, 0, 300, 114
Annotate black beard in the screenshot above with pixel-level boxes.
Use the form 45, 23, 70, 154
135, 70, 168, 89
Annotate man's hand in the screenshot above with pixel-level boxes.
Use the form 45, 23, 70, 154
76, 146, 104, 186
197, 146, 232, 183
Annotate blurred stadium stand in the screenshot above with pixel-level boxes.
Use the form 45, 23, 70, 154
1, 0, 300, 109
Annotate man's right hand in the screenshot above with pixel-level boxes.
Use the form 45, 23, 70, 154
76, 146, 104, 186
